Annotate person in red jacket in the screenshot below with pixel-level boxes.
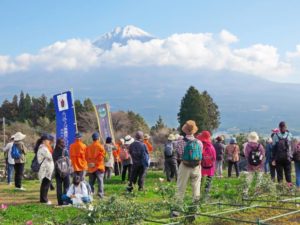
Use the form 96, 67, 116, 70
70, 133, 87, 180
86, 132, 106, 198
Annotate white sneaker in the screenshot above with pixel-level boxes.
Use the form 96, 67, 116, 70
19, 187, 26, 191
46, 201, 52, 205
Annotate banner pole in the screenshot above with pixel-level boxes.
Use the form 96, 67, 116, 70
93, 105, 104, 144
70, 88, 78, 133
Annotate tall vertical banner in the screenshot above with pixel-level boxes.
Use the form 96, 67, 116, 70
53, 91, 77, 151
95, 103, 115, 143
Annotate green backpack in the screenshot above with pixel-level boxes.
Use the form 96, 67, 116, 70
182, 138, 202, 167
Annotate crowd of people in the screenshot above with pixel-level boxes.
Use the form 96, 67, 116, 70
2, 120, 300, 208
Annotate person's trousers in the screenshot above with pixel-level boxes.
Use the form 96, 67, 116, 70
114, 162, 122, 176
122, 164, 132, 181
269, 162, 276, 181
89, 170, 104, 198
177, 163, 201, 203
14, 163, 24, 188
228, 161, 239, 177
55, 174, 70, 205
7, 163, 14, 184
40, 177, 51, 203
128, 165, 147, 189
204, 176, 213, 194
276, 160, 292, 183
264, 160, 270, 173
295, 161, 300, 187
104, 167, 112, 179
215, 160, 223, 177
164, 158, 178, 182
244, 172, 263, 195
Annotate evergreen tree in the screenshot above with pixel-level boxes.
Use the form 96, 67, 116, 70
151, 115, 167, 131
178, 86, 220, 133
11, 95, 19, 120
127, 111, 150, 133
18, 91, 26, 121
83, 98, 94, 112
23, 93, 32, 121
46, 98, 56, 121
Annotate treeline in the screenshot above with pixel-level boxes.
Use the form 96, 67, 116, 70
0, 91, 96, 127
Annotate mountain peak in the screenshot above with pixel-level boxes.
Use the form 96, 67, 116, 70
94, 25, 154, 50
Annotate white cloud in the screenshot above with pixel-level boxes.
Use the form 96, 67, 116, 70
0, 29, 296, 80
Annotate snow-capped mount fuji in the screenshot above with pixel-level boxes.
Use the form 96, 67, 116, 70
93, 25, 154, 50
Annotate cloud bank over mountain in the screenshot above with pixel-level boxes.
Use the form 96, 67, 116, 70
1, 25, 299, 82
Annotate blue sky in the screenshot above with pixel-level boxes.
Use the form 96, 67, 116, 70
1, 0, 300, 55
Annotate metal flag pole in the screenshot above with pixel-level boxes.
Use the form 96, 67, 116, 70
3, 117, 5, 146
70, 88, 78, 133
93, 105, 104, 144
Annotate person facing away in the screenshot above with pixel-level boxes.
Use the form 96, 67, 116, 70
121, 136, 134, 182
143, 134, 153, 153
265, 137, 273, 174
37, 134, 55, 204
113, 139, 123, 176
52, 138, 71, 205
12, 132, 27, 190
213, 136, 225, 178
243, 132, 265, 197
104, 137, 116, 180
164, 134, 178, 182
293, 141, 300, 190
127, 131, 149, 192
62, 175, 92, 205
225, 138, 240, 177
272, 121, 293, 185
173, 134, 184, 167
3, 135, 15, 185
70, 132, 87, 180
175, 120, 203, 204
197, 131, 216, 195
86, 132, 106, 198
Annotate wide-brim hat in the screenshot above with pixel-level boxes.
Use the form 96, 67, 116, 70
124, 135, 134, 145
248, 132, 259, 143
182, 120, 198, 135
14, 132, 26, 141
119, 138, 125, 145
197, 131, 211, 143
230, 137, 237, 144
144, 133, 150, 140
168, 134, 176, 141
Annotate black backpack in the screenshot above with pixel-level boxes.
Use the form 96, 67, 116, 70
164, 142, 174, 158
275, 134, 290, 161
55, 151, 73, 178
214, 142, 224, 161
31, 154, 45, 173
248, 144, 263, 166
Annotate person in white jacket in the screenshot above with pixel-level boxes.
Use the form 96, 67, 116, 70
37, 134, 54, 204
3, 135, 15, 185
62, 175, 92, 205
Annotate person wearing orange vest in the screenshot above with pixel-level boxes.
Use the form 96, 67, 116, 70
86, 132, 106, 198
113, 140, 123, 176
70, 133, 87, 180
144, 134, 153, 153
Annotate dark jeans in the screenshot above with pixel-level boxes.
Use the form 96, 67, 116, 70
55, 174, 70, 205
276, 160, 292, 183
228, 161, 239, 177
104, 167, 112, 179
128, 164, 147, 190
164, 158, 178, 182
61, 194, 91, 204
7, 163, 14, 184
122, 164, 132, 181
89, 170, 104, 198
14, 163, 24, 188
269, 162, 276, 181
40, 177, 51, 203
114, 162, 122, 176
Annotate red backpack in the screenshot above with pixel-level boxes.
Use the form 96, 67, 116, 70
201, 143, 215, 169
120, 147, 130, 161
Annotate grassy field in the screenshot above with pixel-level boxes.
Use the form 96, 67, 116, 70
1, 152, 300, 224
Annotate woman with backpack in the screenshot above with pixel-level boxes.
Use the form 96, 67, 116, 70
292, 141, 300, 190
52, 138, 71, 205
225, 138, 240, 178
37, 134, 55, 204
12, 132, 27, 190
164, 134, 178, 182
197, 131, 216, 196
121, 136, 134, 182
244, 132, 265, 196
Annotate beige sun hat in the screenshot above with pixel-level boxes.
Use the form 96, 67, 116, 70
144, 133, 150, 140
168, 134, 176, 141
124, 135, 134, 145
182, 120, 198, 135
248, 132, 259, 143
14, 132, 26, 141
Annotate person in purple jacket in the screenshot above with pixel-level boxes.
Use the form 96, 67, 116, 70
243, 131, 265, 197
